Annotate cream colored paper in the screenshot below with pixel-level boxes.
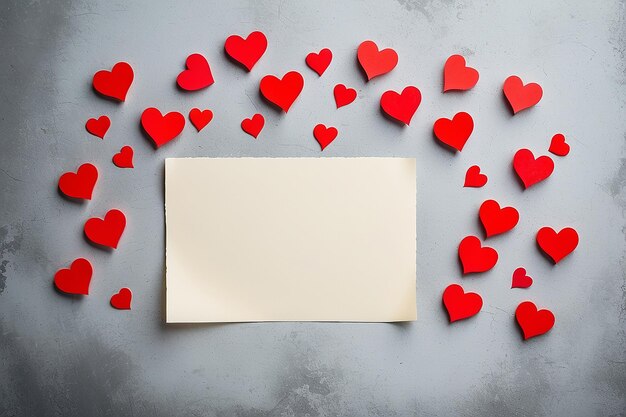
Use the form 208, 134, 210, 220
165, 157, 416, 323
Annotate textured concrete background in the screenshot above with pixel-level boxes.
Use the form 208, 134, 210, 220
1, 0, 625, 416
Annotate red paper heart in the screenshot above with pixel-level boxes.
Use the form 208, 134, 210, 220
54, 258, 92, 295
84, 209, 126, 249
313, 124, 338, 151
549, 133, 570, 156
334, 84, 357, 109
92, 62, 134, 102
464, 165, 488, 188
259, 71, 304, 113
357, 40, 398, 81
58, 163, 98, 200
515, 301, 555, 340
479, 199, 519, 238
176, 53, 214, 91
443, 54, 479, 92
536, 227, 579, 264
141, 107, 185, 148
380, 86, 421, 125
511, 267, 533, 288
112, 146, 134, 169
458, 235, 498, 274
85, 115, 110, 139
433, 112, 474, 151
513, 149, 554, 189
110, 288, 132, 310
241, 113, 265, 139
443, 284, 483, 322
189, 108, 213, 131
306, 48, 332, 76
224, 31, 267, 71
503, 75, 543, 114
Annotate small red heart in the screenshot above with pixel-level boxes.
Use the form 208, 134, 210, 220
84, 209, 126, 249
333, 84, 357, 108
92, 62, 134, 102
380, 86, 421, 125
54, 258, 92, 295
443, 54, 479, 92
458, 235, 498, 274
112, 146, 134, 169
189, 108, 213, 131
260, 71, 304, 113
141, 107, 185, 148
58, 163, 98, 200
306, 48, 332, 76
464, 165, 487, 188
313, 124, 338, 151
515, 301, 555, 340
549, 133, 570, 157
442, 284, 483, 322
224, 31, 267, 71
357, 40, 398, 81
241, 114, 265, 139
536, 227, 579, 264
503, 75, 543, 114
85, 115, 110, 139
511, 267, 533, 289
110, 287, 132, 310
479, 199, 519, 238
176, 53, 214, 91
513, 149, 554, 189
433, 112, 474, 151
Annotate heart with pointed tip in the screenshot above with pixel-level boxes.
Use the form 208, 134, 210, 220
536, 227, 579, 264
112, 146, 133, 169
464, 165, 487, 188
503, 75, 543, 114
189, 108, 213, 131
306, 48, 332, 76
54, 258, 93, 295
513, 149, 554, 189
443, 54, 479, 92
177, 53, 214, 91
380, 86, 421, 125
442, 284, 483, 322
85, 115, 110, 139
224, 31, 267, 71
433, 112, 474, 151
357, 40, 398, 81
141, 107, 185, 148
92, 62, 134, 101
58, 163, 98, 200
241, 114, 265, 139
458, 235, 498, 274
259, 71, 304, 113
515, 301, 555, 340
110, 288, 132, 310
84, 209, 126, 249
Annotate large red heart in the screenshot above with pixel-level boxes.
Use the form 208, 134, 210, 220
92, 62, 134, 102
479, 199, 519, 238
259, 71, 304, 113
458, 235, 498, 274
141, 107, 185, 148
306, 48, 332, 76
176, 53, 214, 91
511, 267, 533, 289
224, 31, 267, 71
513, 149, 554, 189
112, 146, 134, 169
110, 288, 132, 310
503, 75, 543, 114
58, 163, 98, 200
54, 258, 92, 295
464, 165, 487, 188
536, 227, 579, 264
84, 209, 126, 249
515, 301, 555, 340
357, 40, 398, 81
433, 112, 474, 151
189, 108, 213, 131
241, 113, 265, 139
313, 124, 338, 151
549, 133, 570, 157
442, 284, 483, 322
85, 115, 110, 139
380, 86, 421, 125
334, 84, 357, 108
443, 55, 479, 92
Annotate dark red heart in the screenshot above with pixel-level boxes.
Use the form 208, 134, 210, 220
313, 124, 338, 151
464, 165, 487, 188
357, 40, 398, 81
380, 86, 421, 125
479, 199, 519, 238
189, 108, 213, 131
549, 133, 570, 156
259, 71, 304, 113
84, 209, 126, 249
176, 53, 214, 91
112, 146, 134, 169
241, 114, 265, 139
536, 227, 579, 264
511, 267, 533, 289
513, 149, 554, 189
515, 301, 555, 340
458, 235, 498, 274
141, 107, 185, 148
224, 31, 267, 71
306, 48, 332, 76
92, 62, 134, 102
442, 284, 483, 322
58, 163, 98, 200
110, 288, 132, 310
334, 84, 357, 108
85, 115, 110, 139
503, 75, 543, 114
443, 54, 479, 92
433, 112, 474, 151
54, 258, 92, 295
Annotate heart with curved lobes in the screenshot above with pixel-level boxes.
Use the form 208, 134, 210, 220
479, 199, 519, 238
380, 86, 421, 125
112, 146, 134, 169
357, 40, 398, 81
464, 165, 487, 188
110, 288, 132, 310
260, 71, 304, 113
536, 226, 579, 264
141, 107, 185, 148
458, 235, 498, 274
224, 31, 267, 71
176, 53, 214, 91
334, 84, 357, 108
549, 133, 570, 156
513, 149, 554, 189
241, 114, 265, 139
58, 163, 98, 200
511, 267, 533, 288
503, 75, 543, 114
313, 124, 338, 151
92, 62, 134, 102
443, 54, 479, 92
85, 115, 110, 139
189, 108, 213, 131
433, 111, 474, 151
306, 48, 332, 76
54, 258, 93, 295
84, 209, 127, 249
515, 301, 555, 340
442, 284, 483, 322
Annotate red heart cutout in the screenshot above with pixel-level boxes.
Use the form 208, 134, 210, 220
224, 31, 267, 71
442, 284, 483, 322
141, 107, 185, 148
515, 301, 555, 340
443, 54, 479, 92
54, 258, 92, 295
189, 108, 213, 131
503, 75, 543, 114
549, 133, 570, 157
306, 48, 332, 76
513, 149, 554, 189
313, 124, 338, 151
334, 84, 357, 109
511, 267, 533, 289
112, 146, 134, 169
433, 112, 474, 151
85, 115, 110, 139
241, 113, 265, 139
58, 163, 98, 200
110, 287, 132, 310
464, 165, 487, 188
380, 86, 421, 125
479, 199, 519, 238
536, 227, 579, 264
458, 235, 498, 274
84, 209, 126, 249
357, 40, 398, 81
92, 62, 134, 102
259, 71, 304, 113
176, 53, 214, 91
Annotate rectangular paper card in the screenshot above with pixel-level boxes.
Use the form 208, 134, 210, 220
165, 157, 416, 323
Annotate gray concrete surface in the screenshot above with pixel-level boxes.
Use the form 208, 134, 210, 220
1, 0, 625, 416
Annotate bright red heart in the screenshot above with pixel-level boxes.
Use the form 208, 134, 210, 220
357, 40, 398, 81
511, 267, 533, 289
503, 75, 543, 114
479, 199, 519, 238
85, 115, 110, 139
112, 146, 134, 169
458, 235, 498, 274
189, 108, 213, 131
241, 113, 265, 139
259, 71, 304, 113
92, 62, 134, 102
433, 112, 474, 151
110, 288, 132, 310
224, 31, 267, 71
176, 53, 214, 91
334, 84, 357, 108
380, 86, 421, 125
443, 55, 479, 92
313, 124, 338, 151
513, 149, 554, 189
515, 301, 555, 340
141, 107, 185, 148
58, 163, 98, 200
54, 258, 92, 295
549, 133, 570, 157
536, 227, 579, 264
84, 209, 126, 249
442, 284, 483, 322
306, 48, 332, 76
464, 165, 487, 188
